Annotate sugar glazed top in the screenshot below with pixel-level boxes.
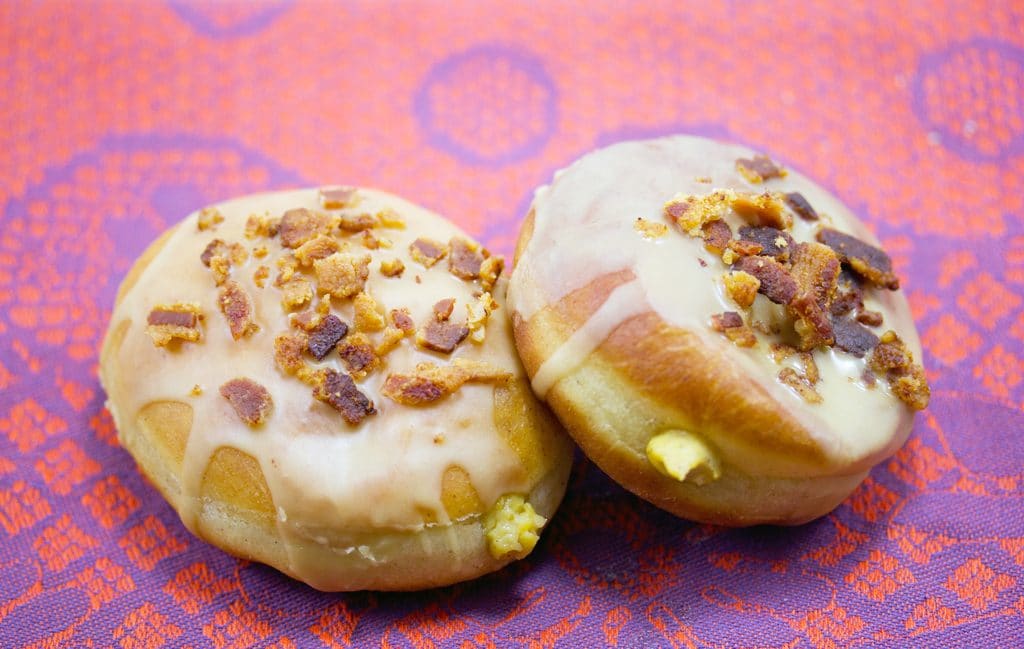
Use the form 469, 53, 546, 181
508, 136, 929, 472
104, 188, 553, 545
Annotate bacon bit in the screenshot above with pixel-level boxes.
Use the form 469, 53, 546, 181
731, 192, 792, 230
353, 292, 385, 332
830, 269, 864, 316
218, 280, 259, 339
417, 320, 470, 354
279, 277, 313, 311
380, 258, 405, 277
868, 332, 929, 409
295, 234, 341, 266
701, 219, 733, 254
274, 254, 299, 287
220, 378, 273, 426
798, 351, 821, 384
308, 314, 349, 360
778, 367, 823, 403
319, 186, 357, 209
313, 369, 376, 424
856, 310, 884, 327
381, 360, 512, 405
201, 239, 227, 267
695, 176, 713, 183
664, 191, 732, 236
376, 208, 406, 229
337, 333, 379, 379
274, 332, 308, 375
339, 212, 377, 232
790, 294, 834, 350
736, 155, 787, 183
635, 218, 669, 239
390, 308, 415, 334
410, 237, 448, 267
732, 256, 798, 304
449, 237, 485, 280
245, 214, 279, 239
787, 242, 841, 350
817, 228, 900, 290
479, 256, 504, 293
280, 208, 332, 248
433, 298, 455, 321
361, 229, 390, 250
738, 226, 794, 260
209, 255, 231, 286
832, 317, 880, 357
191, 385, 203, 396
862, 369, 878, 388
698, 258, 708, 267
290, 309, 322, 331
197, 207, 224, 231
724, 271, 761, 308
710, 311, 757, 347
784, 192, 818, 221
146, 303, 203, 346
314, 252, 371, 299
375, 326, 408, 357
769, 342, 798, 363
253, 265, 270, 288
466, 292, 497, 343
253, 246, 269, 258
727, 239, 764, 258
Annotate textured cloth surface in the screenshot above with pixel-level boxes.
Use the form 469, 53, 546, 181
2, 1, 1023, 647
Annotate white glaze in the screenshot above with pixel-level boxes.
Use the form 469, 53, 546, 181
508, 135, 922, 470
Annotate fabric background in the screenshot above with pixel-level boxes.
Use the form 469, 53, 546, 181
1, 1, 1022, 647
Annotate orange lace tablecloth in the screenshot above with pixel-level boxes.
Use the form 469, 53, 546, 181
1, 1, 1022, 647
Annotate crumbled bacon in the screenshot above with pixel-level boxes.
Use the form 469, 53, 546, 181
466, 292, 497, 343
209, 255, 231, 286
337, 333, 379, 378
433, 298, 455, 321
736, 155, 787, 183
274, 332, 308, 375
200, 239, 227, 267
295, 234, 341, 266
319, 186, 357, 209
731, 192, 792, 230
280, 208, 331, 248
449, 237, 485, 280
701, 219, 733, 254
479, 256, 504, 293
665, 191, 732, 236
253, 265, 269, 288
790, 294, 834, 350
417, 320, 470, 353
197, 207, 224, 231
817, 228, 900, 290
724, 271, 761, 308
381, 360, 512, 405
779, 367, 823, 403
307, 314, 349, 360
784, 192, 818, 221
361, 229, 389, 250
410, 237, 448, 267
390, 308, 415, 334
353, 292, 385, 332
738, 226, 794, 260
635, 218, 669, 239
726, 239, 764, 258
375, 325, 408, 357
710, 311, 757, 347
220, 378, 273, 426
732, 256, 798, 304
868, 331, 929, 409
787, 242, 841, 350
856, 310, 884, 327
313, 369, 376, 424
290, 308, 322, 331
274, 254, 299, 287
376, 208, 406, 229
245, 214, 279, 239
314, 252, 371, 299
380, 258, 405, 277
279, 277, 313, 311
832, 317, 880, 357
218, 280, 259, 339
339, 212, 377, 232
146, 303, 203, 346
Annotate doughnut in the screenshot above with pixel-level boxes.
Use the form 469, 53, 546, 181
100, 187, 573, 591
508, 135, 929, 526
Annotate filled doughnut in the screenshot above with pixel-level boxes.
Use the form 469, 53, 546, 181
508, 135, 929, 526
100, 187, 573, 591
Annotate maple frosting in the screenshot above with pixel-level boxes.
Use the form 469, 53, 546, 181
102, 188, 571, 588
508, 135, 926, 476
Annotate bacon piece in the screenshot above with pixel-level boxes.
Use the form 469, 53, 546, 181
736, 155, 787, 183
253, 265, 269, 288
319, 186, 357, 209
381, 360, 512, 405
417, 320, 470, 354
448, 237, 485, 280
817, 228, 900, 290
701, 219, 733, 254
868, 331, 930, 410
787, 242, 841, 350
353, 292, 385, 332
466, 292, 497, 343
731, 192, 792, 230
409, 237, 448, 267
710, 311, 757, 347
218, 280, 259, 339
779, 368, 823, 404
307, 314, 349, 360
295, 234, 341, 266
376, 208, 405, 229
280, 208, 332, 248
220, 378, 273, 426
732, 256, 798, 305
664, 191, 732, 236
390, 308, 415, 334
856, 310, 884, 327
274, 332, 308, 375
784, 192, 818, 221
313, 369, 376, 424
635, 218, 669, 239
146, 303, 203, 346
339, 212, 376, 232
737, 226, 794, 260
433, 298, 455, 321
314, 252, 371, 299
831, 317, 880, 357
723, 271, 760, 308
479, 256, 505, 293
380, 258, 405, 277
279, 277, 313, 311
337, 333, 379, 379
245, 214, 279, 239
197, 207, 224, 231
